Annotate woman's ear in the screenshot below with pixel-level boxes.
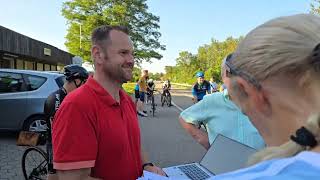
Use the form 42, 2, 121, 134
235, 77, 271, 116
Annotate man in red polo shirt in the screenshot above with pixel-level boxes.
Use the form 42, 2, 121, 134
52, 25, 165, 179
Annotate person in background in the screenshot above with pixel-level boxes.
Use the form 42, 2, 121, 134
44, 65, 88, 179
137, 70, 149, 117
146, 79, 155, 103
180, 54, 265, 150
209, 77, 218, 93
192, 71, 211, 103
161, 79, 172, 106
134, 79, 140, 107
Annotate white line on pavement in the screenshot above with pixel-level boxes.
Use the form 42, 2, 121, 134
171, 101, 184, 112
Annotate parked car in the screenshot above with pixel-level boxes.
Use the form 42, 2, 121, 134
0, 69, 65, 132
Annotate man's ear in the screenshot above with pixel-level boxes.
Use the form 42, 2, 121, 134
235, 77, 271, 115
91, 45, 102, 64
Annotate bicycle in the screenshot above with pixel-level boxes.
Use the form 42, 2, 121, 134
21, 121, 54, 179
147, 89, 157, 117
22, 145, 48, 180
161, 89, 171, 107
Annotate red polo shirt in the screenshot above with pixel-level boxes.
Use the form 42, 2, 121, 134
52, 77, 142, 179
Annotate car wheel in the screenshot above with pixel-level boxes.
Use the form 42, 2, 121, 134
23, 115, 47, 132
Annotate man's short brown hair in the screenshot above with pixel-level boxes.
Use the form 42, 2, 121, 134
91, 25, 129, 48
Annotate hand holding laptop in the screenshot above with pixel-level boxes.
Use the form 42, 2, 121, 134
144, 165, 167, 176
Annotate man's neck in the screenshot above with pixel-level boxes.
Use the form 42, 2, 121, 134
93, 73, 121, 103
63, 83, 75, 94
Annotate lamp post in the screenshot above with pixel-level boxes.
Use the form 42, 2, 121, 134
75, 22, 82, 53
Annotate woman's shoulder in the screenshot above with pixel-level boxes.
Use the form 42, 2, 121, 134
213, 151, 320, 180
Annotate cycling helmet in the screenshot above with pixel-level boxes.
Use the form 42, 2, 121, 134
64, 64, 89, 81
196, 71, 204, 78
147, 79, 154, 83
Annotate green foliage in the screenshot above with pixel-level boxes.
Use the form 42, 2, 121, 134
165, 37, 242, 84
122, 82, 136, 95
62, 0, 165, 64
311, 0, 320, 14
148, 72, 163, 81
132, 66, 141, 82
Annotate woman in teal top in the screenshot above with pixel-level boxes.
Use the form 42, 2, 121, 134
180, 89, 265, 150
212, 14, 320, 179
180, 54, 265, 150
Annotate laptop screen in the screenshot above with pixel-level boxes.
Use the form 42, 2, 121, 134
199, 134, 257, 175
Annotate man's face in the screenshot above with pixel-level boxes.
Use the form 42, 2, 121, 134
197, 77, 204, 84
142, 71, 148, 78
96, 30, 134, 83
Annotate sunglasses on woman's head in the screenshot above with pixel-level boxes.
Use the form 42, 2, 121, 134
224, 54, 262, 90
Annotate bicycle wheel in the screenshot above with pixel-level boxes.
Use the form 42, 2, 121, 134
166, 96, 171, 107
161, 94, 165, 107
151, 95, 155, 117
22, 147, 48, 180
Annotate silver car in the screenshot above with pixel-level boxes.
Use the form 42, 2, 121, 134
0, 69, 65, 132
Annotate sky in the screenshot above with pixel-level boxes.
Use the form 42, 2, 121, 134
0, 0, 314, 73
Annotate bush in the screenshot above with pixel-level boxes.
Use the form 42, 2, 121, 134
122, 83, 136, 95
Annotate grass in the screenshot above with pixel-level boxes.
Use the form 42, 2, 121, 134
171, 84, 192, 90
122, 82, 136, 95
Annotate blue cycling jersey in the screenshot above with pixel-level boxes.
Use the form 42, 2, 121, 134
192, 80, 211, 101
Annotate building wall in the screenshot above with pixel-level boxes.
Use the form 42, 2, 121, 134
0, 25, 73, 71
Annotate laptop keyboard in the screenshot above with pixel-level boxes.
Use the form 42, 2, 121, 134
178, 164, 210, 180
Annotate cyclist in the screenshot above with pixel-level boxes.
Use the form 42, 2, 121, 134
147, 79, 155, 91
43, 64, 89, 175
192, 71, 211, 103
161, 79, 172, 106
146, 79, 155, 103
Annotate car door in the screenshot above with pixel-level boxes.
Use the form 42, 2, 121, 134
0, 71, 28, 130
24, 74, 48, 118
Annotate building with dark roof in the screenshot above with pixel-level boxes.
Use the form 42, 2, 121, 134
0, 25, 73, 71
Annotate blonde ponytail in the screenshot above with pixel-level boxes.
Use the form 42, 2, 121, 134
247, 113, 320, 166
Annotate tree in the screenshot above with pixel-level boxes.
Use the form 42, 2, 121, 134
132, 66, 141, 82
62, 0, 165, 64
311, 0, 320, 14
164, 37, 241, 84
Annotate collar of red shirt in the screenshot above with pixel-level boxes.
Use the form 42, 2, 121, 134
85, 77, 129, 106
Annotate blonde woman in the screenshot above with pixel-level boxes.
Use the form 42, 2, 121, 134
213, 14, 320, 179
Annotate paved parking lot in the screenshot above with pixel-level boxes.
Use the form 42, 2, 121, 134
0, 132, 26, 180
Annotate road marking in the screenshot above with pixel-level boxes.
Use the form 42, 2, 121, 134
171, 101, 184, 112
155, 89, 186, 112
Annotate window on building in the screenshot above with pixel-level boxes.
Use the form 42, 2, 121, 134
44, 64, 51, 71
0, 57, 14, 69
16, 59, 24, 69
57, 64, 65, 72
25, 61, 34, 70
0, 72, 26, 93
36, 63, 44, 71
26, 75, 47, 91
51, 65, 57, 71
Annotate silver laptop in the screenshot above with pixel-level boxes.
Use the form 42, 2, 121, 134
163, 134, 257, 180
